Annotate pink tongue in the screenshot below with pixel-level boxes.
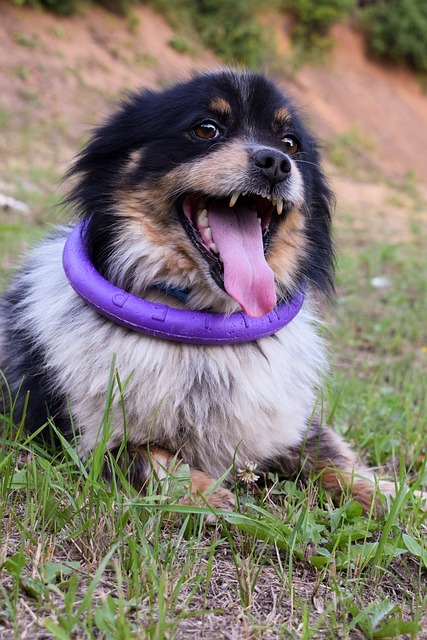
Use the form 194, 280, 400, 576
208, 202, 277, 318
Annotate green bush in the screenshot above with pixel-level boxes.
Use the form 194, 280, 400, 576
12, 0, 78, 15
283, 0, 354, 51
13, 0, 136, 16
145, 0, 268, 67
360, 0, 427, 73
191, 0, 266, 67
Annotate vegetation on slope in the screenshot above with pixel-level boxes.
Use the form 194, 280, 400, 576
10, 0, 427, 72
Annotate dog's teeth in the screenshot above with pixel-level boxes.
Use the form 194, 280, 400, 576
198, 209, 209, 228
211, 243, 218, 254
266, 194, 271, 201
229, 191, 240, 208
276, 199, 283, 215
258, 217, 262, 225
204, 227, 212, 241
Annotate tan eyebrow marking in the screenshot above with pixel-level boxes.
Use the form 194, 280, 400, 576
208, 97, 232, 117
273, 106, 291, 130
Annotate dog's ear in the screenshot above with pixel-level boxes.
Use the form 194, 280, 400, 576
286, 119, 335, 296
65, 89, 157, 218
301, 152, 336, 296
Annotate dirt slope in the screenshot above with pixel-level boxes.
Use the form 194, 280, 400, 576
2, 3, 427, 176
288, 23, 427, 182
0, 1, 215, 165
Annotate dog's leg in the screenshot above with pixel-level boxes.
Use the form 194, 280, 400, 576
277, 421, 401, 513
104, 445, 235, 512
308, 425, 394, 512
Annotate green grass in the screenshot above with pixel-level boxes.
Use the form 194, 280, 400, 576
0, 185, 63, 288
328, 237, 427, 469
1, 403, 426, 637
326, 126, 379, 181
0, 118, 68, 287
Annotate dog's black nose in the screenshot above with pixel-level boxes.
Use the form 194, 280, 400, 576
252, 149, 291, 186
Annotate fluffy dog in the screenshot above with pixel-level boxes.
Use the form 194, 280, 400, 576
0, 70, 398, 511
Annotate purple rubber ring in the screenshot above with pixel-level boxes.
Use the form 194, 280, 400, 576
62, 220, 304, 345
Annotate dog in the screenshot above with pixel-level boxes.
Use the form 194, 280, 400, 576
0, 69, 403, 512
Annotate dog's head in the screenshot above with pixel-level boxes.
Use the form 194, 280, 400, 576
68, 70, 334, 317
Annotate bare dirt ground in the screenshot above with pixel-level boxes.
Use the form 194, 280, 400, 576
0, 1, 214, 182
292, 23, 427, 183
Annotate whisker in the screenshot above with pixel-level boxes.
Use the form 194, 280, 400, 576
295, 159, 320, 169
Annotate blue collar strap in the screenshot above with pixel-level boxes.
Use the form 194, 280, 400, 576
154, 283, 190, 302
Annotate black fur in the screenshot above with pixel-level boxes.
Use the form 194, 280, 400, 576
0, 281, 69, 441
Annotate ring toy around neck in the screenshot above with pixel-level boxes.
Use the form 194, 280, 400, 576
62, 220, 304, 345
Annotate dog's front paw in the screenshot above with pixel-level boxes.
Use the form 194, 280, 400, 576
179, 469, 236, 522
181, 485, 236, 509
205, 485, 236, 512
378, 481, 427, 511
352, 478, 427, 515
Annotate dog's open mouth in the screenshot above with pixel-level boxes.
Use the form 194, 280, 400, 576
181, 193, 282, 318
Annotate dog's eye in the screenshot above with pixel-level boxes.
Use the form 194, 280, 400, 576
282, 135, 300, 155
192, 121, 220, 140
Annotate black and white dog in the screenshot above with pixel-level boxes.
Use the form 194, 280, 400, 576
0, 70, 406, 510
